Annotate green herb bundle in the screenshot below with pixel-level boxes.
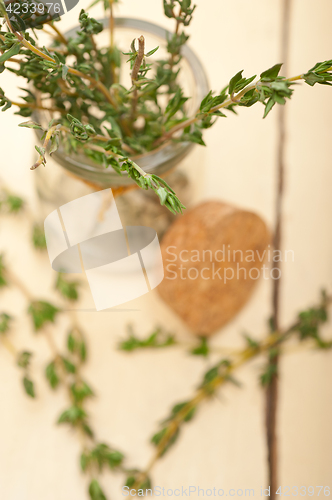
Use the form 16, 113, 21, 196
0, 0, 331, 214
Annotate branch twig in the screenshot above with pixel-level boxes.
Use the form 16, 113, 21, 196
108, 0, 117, 83
266, 1, 292, 496
6, 26, 117, 108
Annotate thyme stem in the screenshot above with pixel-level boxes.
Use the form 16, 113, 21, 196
169, 6, 182, 69
131, 35, 145, 121
109, 0, 114, 48
8, 29, 118, 108
4, 268, 34, 300
10, 100, 63, 113
46, 22, 68, 45
108, 0, 117, 84
152, 67, 332, 148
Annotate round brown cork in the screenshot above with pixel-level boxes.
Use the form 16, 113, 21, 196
157, 201, 271, 336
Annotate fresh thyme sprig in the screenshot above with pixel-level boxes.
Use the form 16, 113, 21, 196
163, 0, 195, 83
153, 61, 332, 146
127, 292, 332, 491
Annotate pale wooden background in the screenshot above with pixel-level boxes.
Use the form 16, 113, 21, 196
0, 0, 331, 498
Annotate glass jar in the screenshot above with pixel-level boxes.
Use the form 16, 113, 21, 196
34, 17, 209, 236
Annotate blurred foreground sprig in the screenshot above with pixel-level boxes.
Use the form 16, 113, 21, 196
0, 189, 332, 499
125, 292, 331, 492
